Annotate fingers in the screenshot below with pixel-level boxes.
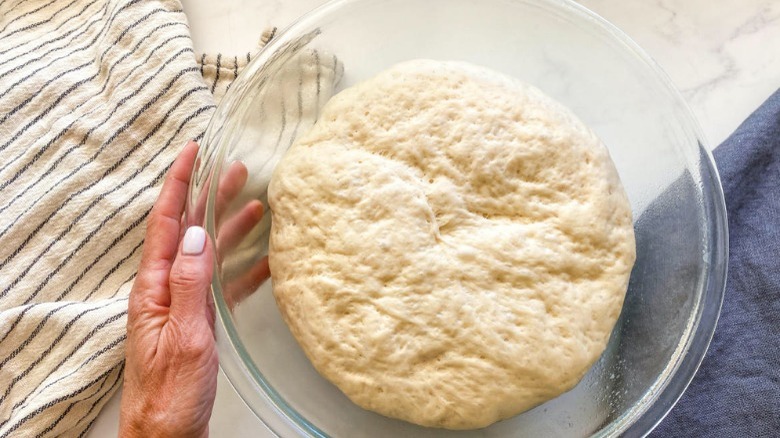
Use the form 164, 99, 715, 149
140, 141, 199, 272
168, 226, 215, 325
215, 199, 266, 310
217, 200, 264, 258
191, 160, 247, 236
224, 256, 270, 310
214, 161, 248, 227
191, 171, 213, 228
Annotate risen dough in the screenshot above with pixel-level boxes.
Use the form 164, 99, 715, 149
268, 60, 636, 430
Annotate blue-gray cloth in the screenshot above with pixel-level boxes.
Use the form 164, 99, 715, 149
652, 89, 780, 436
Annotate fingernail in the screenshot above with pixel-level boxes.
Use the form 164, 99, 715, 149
182, 226, 206, 255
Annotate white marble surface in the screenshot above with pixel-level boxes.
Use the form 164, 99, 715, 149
182, 0, 780, 146
581, 0, 780, 147
87, 1, 780, 437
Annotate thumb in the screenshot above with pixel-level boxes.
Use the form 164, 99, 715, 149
169, 226, 215, 325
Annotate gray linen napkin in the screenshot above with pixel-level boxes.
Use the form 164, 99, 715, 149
652, 89, 780, 436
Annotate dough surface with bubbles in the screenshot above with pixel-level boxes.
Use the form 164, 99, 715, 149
268, 59, 636, 430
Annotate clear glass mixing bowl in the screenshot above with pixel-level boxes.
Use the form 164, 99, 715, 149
186, 0, 728, 436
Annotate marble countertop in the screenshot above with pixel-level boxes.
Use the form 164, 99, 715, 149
184, 0, 780, 147
88, 0, 779, 436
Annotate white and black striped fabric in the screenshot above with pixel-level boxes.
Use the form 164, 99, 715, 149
0, 1, 265, 436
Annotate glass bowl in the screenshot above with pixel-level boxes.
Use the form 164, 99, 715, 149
186, 0, 728, 436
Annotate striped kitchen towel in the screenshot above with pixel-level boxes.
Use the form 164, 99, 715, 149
0, 1, 340, 436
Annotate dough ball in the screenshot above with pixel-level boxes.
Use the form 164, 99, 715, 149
268, 60, 635, 429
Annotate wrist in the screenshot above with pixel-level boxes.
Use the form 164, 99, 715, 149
119, 394, 209, 438
120, 412, 208, 438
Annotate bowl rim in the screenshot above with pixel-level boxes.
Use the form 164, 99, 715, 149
197, 0, 729, 436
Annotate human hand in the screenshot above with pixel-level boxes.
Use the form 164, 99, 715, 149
120, 141, 267, 437
189, 152, 271, 310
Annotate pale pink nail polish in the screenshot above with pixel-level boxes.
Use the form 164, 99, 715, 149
182, 226, 206, 255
